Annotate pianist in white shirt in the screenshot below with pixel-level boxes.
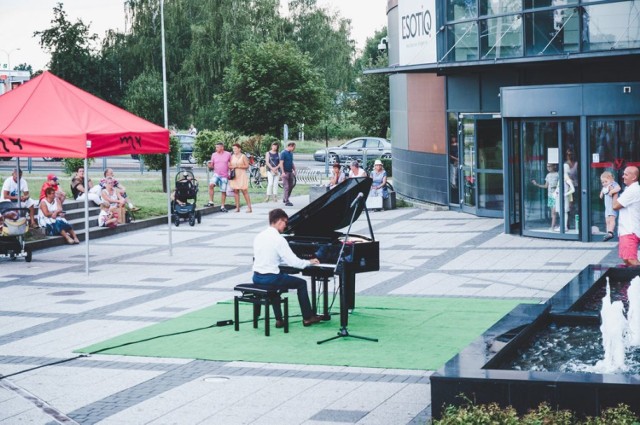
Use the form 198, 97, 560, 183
252, 208, 323, 327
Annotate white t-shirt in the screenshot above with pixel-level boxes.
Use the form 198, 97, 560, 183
0, 177, 29, 202
617, 181, 640, 237
349, 168, 367, 178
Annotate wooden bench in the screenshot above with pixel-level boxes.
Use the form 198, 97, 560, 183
233, 284, 289, 336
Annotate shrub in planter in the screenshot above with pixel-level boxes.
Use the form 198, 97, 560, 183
434, 399, 640, 424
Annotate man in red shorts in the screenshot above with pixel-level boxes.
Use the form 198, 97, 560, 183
613, 166, 640, 266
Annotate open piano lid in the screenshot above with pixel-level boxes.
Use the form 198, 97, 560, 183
284, 177, 372, 237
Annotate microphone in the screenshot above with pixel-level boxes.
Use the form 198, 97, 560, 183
350, 192, 364, 208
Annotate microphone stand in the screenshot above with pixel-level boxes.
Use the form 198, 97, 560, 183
317, 192, 378, 345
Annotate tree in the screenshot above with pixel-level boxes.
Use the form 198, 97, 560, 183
219, 40, 328, 136
353, 55, 390, 138
123, 0, 286, 129
122, 70, 180, 192
13, 63, 33, 74
355, 28, 388, 75
287, 2, 355, 95
35, 2, 99, 93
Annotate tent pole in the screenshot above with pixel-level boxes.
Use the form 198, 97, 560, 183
166, 153, 172, 256
161, 0, 172, 257
84, 157, 90, 275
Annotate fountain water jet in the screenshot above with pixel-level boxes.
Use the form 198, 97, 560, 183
627, 276, 640, 346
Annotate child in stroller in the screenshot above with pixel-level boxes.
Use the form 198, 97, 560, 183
0, 202, 33, 262
171, 170, 202, 226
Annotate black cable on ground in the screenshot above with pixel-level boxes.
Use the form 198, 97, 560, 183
0, 317, 241, 379
0, 355, 88, 380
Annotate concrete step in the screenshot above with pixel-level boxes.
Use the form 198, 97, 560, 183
26, 205, 220, 251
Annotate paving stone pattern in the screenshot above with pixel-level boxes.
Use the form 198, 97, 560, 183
0, 195, 618, 424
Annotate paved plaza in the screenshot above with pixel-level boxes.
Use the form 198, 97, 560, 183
0, 195, 619, 424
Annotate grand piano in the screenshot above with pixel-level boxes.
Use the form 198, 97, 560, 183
282, 177, 380, 319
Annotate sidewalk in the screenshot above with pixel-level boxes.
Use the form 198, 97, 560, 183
0, 195, 618, 424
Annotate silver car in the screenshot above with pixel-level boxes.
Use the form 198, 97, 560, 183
313, 137, 392, 163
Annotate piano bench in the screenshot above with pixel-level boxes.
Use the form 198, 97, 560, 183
233, 284, 289, 336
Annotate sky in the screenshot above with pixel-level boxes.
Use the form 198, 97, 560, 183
0, 0, 388, 72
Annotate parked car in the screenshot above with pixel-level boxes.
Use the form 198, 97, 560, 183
176, 134, 195, 163
313, 137, 392, 163
131, 133, 195, 163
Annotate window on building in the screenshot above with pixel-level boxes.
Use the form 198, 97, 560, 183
524, 7, 580, 55
444, 0, 640, 62
524, 0, 579, 9
583, 1, 640, 51
445, 22, 479, 61
447, 0, 478, 21
480, 0, 522, 16
480, 15, 524, 58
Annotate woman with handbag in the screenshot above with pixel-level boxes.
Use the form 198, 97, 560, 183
265, 142, 281, 202
38, 187, 80, 244
229, 143, 253, 213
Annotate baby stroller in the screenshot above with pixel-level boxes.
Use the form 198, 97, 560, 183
0, 202, 33, 262
171, 170, 202, 227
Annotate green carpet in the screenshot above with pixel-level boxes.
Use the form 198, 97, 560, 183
78, 296, 526, 370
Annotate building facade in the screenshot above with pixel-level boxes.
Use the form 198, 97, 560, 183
0, 70, 30, 95
382, 0, 640, 241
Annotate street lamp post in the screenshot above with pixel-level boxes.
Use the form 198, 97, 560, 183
160, 0, 173, 256
0, 48, 21, 70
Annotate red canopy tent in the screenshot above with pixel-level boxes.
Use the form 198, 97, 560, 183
0, 71, 169, 158
0, 71, 171, 273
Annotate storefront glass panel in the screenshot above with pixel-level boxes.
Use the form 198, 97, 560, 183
480, 0, 521, 16
448, 113, 460, 204
524, 0, 578, 9
446, 22, 479, 61
447, 0, 478, 21
451, 114, 503, 216
477, 119, 504, 212
524, 7, 580, 55
480, 15, 523, 59
461, 116, 476, 208
588, 118, 640, 240
583, 2, 640, 51
522, 120, 579, 238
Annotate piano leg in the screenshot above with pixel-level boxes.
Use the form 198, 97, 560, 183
311, 276, 318, 315
322, 277, 329, 320
310, 276, 331, 320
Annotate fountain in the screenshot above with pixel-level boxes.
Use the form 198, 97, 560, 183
594, 279, 628, 373
430, 266, 640, 419
628, 277, 640, 346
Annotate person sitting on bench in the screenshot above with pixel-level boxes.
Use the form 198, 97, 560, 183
252, 208, 323, 328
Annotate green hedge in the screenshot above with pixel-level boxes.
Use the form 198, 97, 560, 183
435, 400, 639, 424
